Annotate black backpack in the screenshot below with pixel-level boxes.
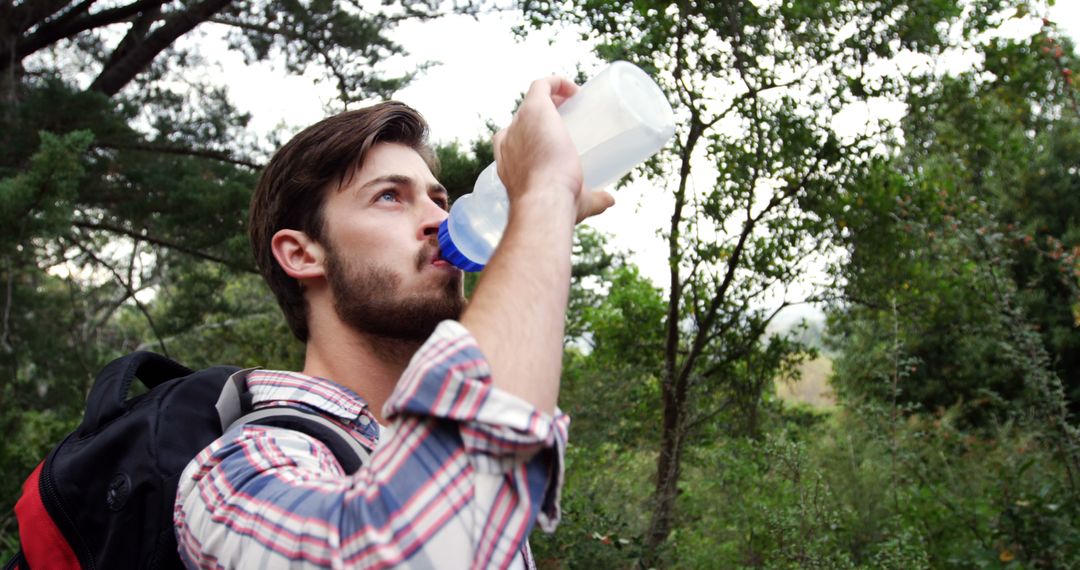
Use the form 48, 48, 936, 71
6, 351, 370, 570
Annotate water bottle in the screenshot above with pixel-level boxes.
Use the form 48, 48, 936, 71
437, 60, 677, 272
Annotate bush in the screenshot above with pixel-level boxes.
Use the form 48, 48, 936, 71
532, 399, 1079, 569
531, 443, 655, 569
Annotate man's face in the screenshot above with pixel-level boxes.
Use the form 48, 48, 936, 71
319, 142, 465, 342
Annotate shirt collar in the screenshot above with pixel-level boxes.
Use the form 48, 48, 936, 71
245, 369, 380, 438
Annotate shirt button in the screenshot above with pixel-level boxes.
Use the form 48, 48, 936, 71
358, 415, 371, 426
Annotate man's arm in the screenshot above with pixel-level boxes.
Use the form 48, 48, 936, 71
461, 76, 614, 415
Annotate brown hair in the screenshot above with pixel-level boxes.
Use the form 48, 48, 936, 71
249, 101, 437, 342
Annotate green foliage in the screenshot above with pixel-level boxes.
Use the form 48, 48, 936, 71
216, 0, 425, 103
559, 265, 665, 450
0, 129, 93, 248
435, 136, 494, 201
523, 1, 1080, 566
824, 155, 1029, 423
4, 1, 1080, 568
123, 269, 304, 370
827, 28, 1080, 429
522, 0, 966, 554
0, 410, 80, 559
536, 399, 1079, 569
0, 0, 460, 559
531, 443, 655, 568
582, 266, 666, 374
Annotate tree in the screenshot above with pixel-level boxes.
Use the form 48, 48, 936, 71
829, 22, 1080, 422
0, 0, 458, 102
0, 0, 486, 556
0, 0, 457, 384
522, 0, 1014, 562
825, 21, 1080, 516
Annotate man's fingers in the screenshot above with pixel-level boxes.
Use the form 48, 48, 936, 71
527, 76, 579, 108
576, 190, 615, 223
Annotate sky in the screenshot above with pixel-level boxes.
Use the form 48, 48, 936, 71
213, 2, 1080, 325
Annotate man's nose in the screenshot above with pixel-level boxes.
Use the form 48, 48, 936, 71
419, 196, 449, 238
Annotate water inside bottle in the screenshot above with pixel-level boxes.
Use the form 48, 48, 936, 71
580, 123, 671, 190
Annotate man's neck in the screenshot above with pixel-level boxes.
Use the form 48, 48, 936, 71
302, 319, 422, 425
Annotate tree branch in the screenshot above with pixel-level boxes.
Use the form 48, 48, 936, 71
95, 141, 263, 169
206, 16, 302, 42
665, 111, 703, 388
125, 230, 139, 293
96, 1, 162, 76
72, 220, 256, 273
0, 256, 13, 353
62, 232, 170, 356
684, 398, 733, 435
698, 300, 794, 382
10, 0, 165, 64
89, 0, 232, 96
11, 0, 73, 34
676, 141, 827, 391
18, 0, 95, 40
721, 0, 754, 93
679, 207, 755, 381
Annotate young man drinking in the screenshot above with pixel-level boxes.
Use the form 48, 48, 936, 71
174, 75, 614, 569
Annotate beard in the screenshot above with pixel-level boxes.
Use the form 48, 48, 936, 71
324, 241, 465, 343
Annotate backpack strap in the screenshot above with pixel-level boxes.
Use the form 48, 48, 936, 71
230, 408, 371, 474
2, 550, 26, 570
214, 367, 258, 431
81, 351, 194, 436
215, 369, 371, 475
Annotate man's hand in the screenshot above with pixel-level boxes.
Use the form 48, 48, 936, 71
461, 74, 616, 415
492, 76, 615, 224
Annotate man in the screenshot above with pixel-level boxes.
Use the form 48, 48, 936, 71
174, 75, 614, 568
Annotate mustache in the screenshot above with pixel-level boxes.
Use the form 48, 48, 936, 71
416, 241, 438, 271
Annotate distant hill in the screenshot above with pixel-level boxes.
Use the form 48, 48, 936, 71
765, 305, 833, 356
775, 355, 835, 409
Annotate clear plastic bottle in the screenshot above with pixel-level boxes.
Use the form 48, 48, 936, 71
438, 61, 677, 272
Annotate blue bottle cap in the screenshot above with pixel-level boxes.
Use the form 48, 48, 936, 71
438, 219, 485, 272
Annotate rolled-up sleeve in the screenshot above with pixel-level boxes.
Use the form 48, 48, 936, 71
385, 319, 568, 532
175, 320, 568, 569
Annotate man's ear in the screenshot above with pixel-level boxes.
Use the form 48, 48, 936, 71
271, 229, 326, 280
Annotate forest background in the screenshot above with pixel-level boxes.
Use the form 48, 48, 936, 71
3, 0, 1080, 567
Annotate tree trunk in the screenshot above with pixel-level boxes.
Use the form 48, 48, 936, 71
642, 116, 701, 565
644, 376, 687, 564
0, 3, 21, 110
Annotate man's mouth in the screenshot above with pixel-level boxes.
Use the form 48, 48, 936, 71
419, 244, 455, 270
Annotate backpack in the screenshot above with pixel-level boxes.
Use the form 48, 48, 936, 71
5, 351, 371, 570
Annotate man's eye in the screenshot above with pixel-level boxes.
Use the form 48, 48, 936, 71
378, 191, 398, 202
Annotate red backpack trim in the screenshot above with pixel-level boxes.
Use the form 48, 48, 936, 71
14, 461, 80, 569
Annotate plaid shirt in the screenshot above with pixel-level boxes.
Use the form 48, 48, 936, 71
174, 320, 568, 569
